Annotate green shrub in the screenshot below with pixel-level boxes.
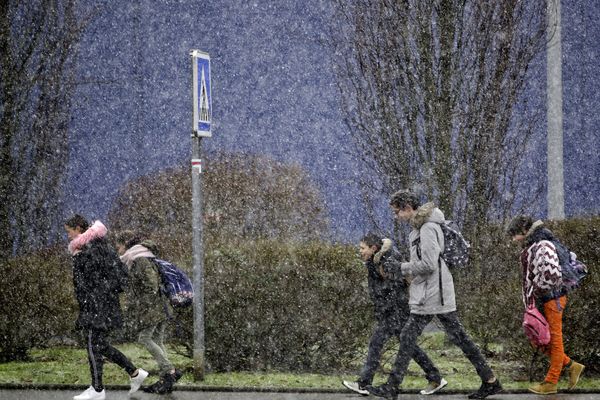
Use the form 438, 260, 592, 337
172, 240, 372, 372
0, 248, 78, 361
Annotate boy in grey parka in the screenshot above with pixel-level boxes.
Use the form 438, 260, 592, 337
403, 203, 456, 314
366, 191, 502, 400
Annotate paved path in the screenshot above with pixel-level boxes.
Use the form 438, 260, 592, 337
2, 388, 600, 400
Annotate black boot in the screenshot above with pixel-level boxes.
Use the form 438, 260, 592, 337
142, 369, 182, 394
468, 379, 503, 399
142, 379, 163, 394
366, 383, 399, 400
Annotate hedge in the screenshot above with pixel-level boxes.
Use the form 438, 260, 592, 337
0, 240, 372, 371
0, 217, 598, 375
173, 241, 372, 372
0, 248, 78, 362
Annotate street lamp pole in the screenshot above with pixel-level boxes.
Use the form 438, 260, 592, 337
547, 0, 565, 220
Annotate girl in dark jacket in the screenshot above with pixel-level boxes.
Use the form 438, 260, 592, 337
65, 215, 148, 400
343, 233, 445, 396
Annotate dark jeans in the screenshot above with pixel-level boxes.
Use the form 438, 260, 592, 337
85, 329, 136, 391
359, 316, 440, 385
388, 312, 494, 387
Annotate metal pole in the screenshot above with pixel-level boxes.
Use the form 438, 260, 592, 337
547, 0, 565, 220
191, 135, 205, 380
190, 50, 210, 380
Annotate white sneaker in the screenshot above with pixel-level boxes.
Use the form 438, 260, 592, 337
420, 378, 448, 395
129, 368, 149, 394
74, 386, 105, 400
343, 380, 370, 396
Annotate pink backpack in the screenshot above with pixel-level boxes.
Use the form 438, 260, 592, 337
522, 304, 550, 347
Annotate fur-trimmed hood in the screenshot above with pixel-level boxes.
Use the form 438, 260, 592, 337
68, 220, 108, 255
373, 238, 393, 264
526, 220, 544, 238
410, 202, 445, 229
140, 239, 159, 254
524, 220, 558, 248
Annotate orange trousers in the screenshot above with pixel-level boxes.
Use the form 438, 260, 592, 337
542, 296, 571, 384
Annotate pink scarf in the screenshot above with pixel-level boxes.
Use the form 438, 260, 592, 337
120, 244, 155, 268
68, 220, 108, 255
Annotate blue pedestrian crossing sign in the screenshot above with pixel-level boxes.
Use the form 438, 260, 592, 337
191, 50, 211, 137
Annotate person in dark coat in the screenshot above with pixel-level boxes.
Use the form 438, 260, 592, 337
115, 230, 182, 394
343, 233, 446, 396
65, 215, 148, 400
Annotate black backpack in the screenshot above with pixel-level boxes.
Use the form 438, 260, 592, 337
412, 221, 470, 306
551, 240, 588, 293
437, 221, 470, 269
413, 221, 470, 269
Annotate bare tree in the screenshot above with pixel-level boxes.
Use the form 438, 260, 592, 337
0, 0, 91, 257
330, 0, 547, 239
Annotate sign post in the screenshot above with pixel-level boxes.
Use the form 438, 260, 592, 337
190, 49, 211, 381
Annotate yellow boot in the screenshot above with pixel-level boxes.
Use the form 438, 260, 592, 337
568, 361, 585, 389
528, 382, 558, 395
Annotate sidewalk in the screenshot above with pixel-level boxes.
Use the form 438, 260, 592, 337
3, 386, 600, 400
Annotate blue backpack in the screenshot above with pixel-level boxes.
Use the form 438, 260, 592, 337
151, 258, 194, 307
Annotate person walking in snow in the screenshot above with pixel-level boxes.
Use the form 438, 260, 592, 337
507, 216, 585, 395
115, 230, 182, 394
65, 215, 148, 400
366, 191, 502, 400
343, 233, 447, 396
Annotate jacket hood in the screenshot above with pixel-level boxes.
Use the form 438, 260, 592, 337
525, 220, 557, 247
120, 244, 156, 268
68, 220, 108, 255
373, 238, 392, 264
411, 202, 445, 228
140, 239, 159, 255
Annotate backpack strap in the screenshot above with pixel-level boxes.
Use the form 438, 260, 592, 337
438, 257, 444, 306
411, 237, 421, 260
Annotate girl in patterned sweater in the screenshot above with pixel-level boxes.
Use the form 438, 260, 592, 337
508, 216, 584, 395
